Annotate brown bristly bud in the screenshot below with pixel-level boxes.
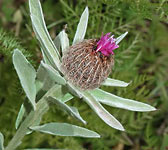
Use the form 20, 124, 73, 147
61, 39, 114, 90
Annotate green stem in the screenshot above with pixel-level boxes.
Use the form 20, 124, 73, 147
5, 85, 58, 150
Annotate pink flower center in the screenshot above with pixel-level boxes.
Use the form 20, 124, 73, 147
96, 33, 119, 56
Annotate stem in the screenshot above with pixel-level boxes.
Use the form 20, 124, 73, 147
5, 85, 59, 150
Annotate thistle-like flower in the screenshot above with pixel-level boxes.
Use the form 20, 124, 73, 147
62, 33, 119, 90
13, 0, 156, 137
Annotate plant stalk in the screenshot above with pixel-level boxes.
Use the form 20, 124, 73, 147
5, 85, 59, 150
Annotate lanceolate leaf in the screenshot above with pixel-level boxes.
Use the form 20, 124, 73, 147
15, 104, 26, 129
41, 61, 66, 85
116, 32, 128, 45
55, 30, 69, 53
89, 89, 156, 112
13, 49, 36, 110
61, 93, 74, 103
73, 7, 89, 44
102, 78, 130, 87
54, 34, 61, 52
67, 81, 83, 98
15, 102, 42, 134
30, 123, 100, 138
82, 91, 124, 131
47, 84, 73, 103
29, 0, 61, 70
36, 63, 57, 91
0, 132, 4, 150
47, 96, 86, 124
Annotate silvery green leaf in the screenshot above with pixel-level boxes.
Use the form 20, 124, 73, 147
49, 84, 73, 103
48, 96, 86, 124
32, 16, 57, 69
89, 89, 156, 112
116, 32, 128, 45
82, 91, 124, 131
15, 102, 42, 134
13, 49, 36, 110
41, 61, 66, 85
102, 78, 130, 87
55, 30, 69, 53
61, 93, 74, 103
41, 48, 51, 65
29, 0, 61, 70
73, 7, 89, 45
30, 123, 100, 138
69, 106, 86, 123
15, 104, 25, 129
36, 64, 47, 82
36, 63, 57, 91
35, 80, 43, 94
67, 82, 83, 98
54, 34, 61, 52
0, 132, 4, 150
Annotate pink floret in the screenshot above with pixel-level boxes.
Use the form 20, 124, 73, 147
96, 33, 119, 56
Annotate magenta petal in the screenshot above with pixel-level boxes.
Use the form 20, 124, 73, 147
96, 33, 119, 56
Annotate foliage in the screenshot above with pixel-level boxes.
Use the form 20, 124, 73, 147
0, 0, 168, 150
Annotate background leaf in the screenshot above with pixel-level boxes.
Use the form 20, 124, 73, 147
29, 0, 61, 70
102, 78, 130, 87
115, 32, 128, 44
15, 104, 25, 129
47, 96, 86, 124
90, 88, 156, 112
0, 132, 4, 150
13, 49, 36, 110
30, 123, 100, 138
82, 91, 124, 131
56, 30, 69, 53
41, 61, 66, 85
73, 7, 89, 44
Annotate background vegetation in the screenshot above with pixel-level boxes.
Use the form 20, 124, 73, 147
0, 0, 168, 149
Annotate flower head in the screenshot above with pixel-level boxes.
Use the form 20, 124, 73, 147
96, 33, 119, 56
62, 39, 114, 90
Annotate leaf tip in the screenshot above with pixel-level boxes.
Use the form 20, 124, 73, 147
85, 6, 89, 13
116, 124, 125, 131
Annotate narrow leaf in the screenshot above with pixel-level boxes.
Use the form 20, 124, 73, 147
69, 106, 86, 123
48, 84, 73, 103
47, 96, 86, 124
82, 91, 124, 131
36, 64, 57, 91
15, 104, 25, 129
41, 61, 66, 85
30, 123, 100, 138
61, 93, 74, 103
90, 89, 156, 112
102, 78, 130, 87
29, 0, 61, 70
41, 48, 51, 65
67, 82, 83, 98
116, 32, 128, 45
0, 132, 4, 150
55, 30, 69, 53
73, 7, 89, 44
13, 49, 36, 110
54, 34, 61, 52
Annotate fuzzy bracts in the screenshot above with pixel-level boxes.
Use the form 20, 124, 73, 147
62, 37, 115, 90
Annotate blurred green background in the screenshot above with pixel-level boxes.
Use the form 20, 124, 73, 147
0, 0, 168, 149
